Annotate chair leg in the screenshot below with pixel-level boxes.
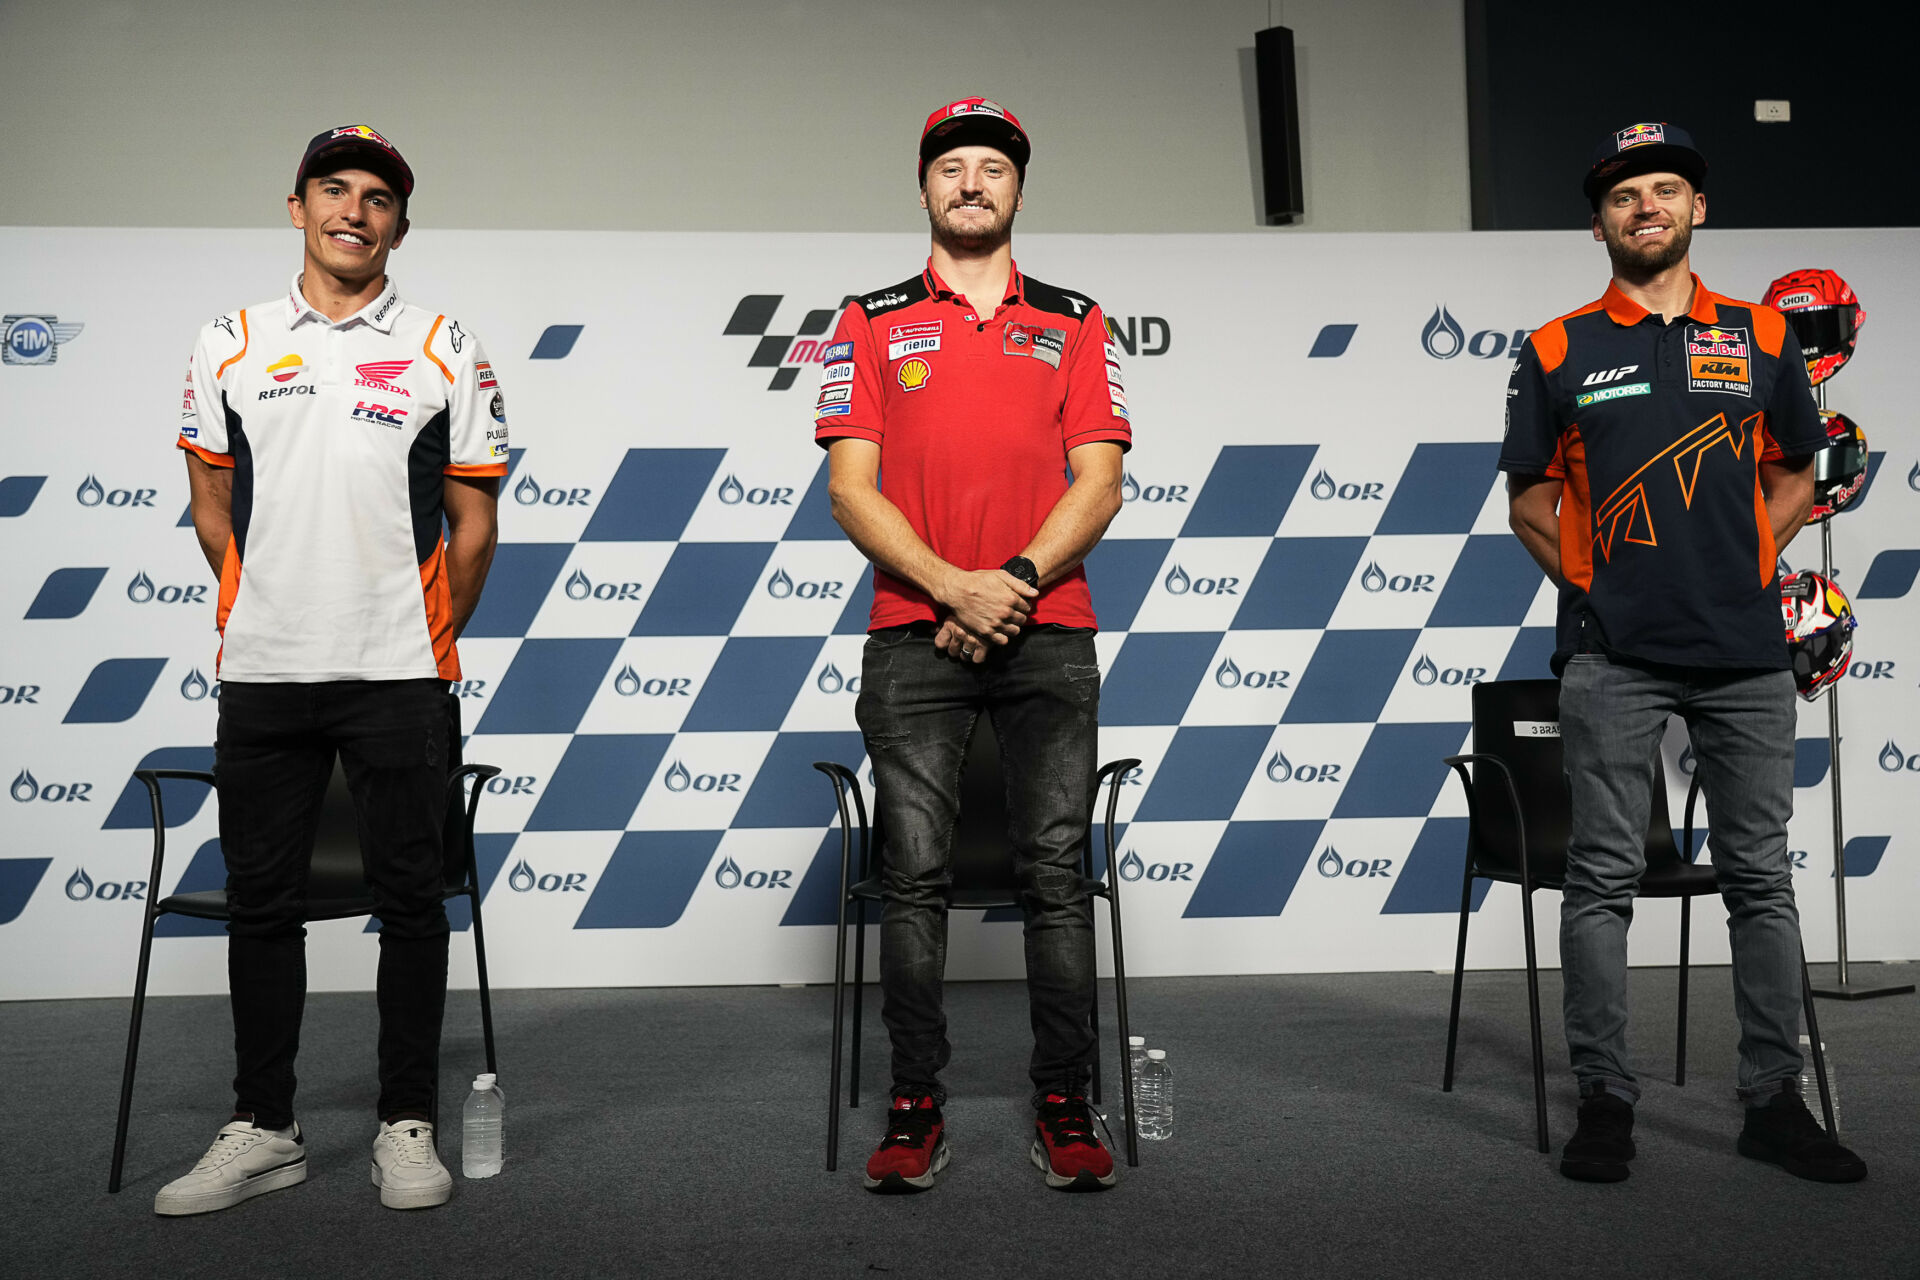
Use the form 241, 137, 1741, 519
827, 892, 851, 1173
849, 899, 867, 1110
1089, 966, 1103, 1109
110, 906, 163, 1193
1442, 863, 1477, 1092
1800, 948, 1838, 1142
1106, 889, 1140, 1168
1675, 897, 1691, 1088
469, 888, 499, 1076
1520, 888, 1549, 1154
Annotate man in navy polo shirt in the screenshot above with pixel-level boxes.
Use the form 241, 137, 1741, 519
814, 97, 1131, 1193
1501, 123, 1864, 1184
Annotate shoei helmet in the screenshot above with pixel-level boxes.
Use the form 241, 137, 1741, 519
1809, 410, 1869, 522
1780, 570, 1856, 700
1764, 269, 1865, 387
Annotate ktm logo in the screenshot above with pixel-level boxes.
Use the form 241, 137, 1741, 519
1696, 360, 1743, 376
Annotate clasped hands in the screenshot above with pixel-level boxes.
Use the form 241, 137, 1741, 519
933, 566, 1039, 664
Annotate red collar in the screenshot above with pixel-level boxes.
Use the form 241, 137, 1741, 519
923, 258, 1024, 308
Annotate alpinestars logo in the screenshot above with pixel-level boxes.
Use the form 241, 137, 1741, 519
723, 294, 856, 390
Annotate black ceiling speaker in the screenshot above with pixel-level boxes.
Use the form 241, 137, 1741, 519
1256, 25, 1305, 224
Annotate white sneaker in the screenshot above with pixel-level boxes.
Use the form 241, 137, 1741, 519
153, 1118, 306, 1216
370, 1119, 452, 1209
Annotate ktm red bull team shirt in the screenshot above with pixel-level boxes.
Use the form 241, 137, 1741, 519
177, 276, 509, 681
1499, 275, 1823, 670
812, 261, 1132, 630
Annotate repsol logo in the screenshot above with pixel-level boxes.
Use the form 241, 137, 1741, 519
614, 665, 693, 697
1115, 850, 1194, 882
75, 476, 156, 508
0, 684, 41, 705
126, 572, 207, 605
1880, 740, 1920, 773
1120, 475, 1189, 504
482, 775, 538, 795
564, 569, 644, 601
1215, 658, 1290, 690
512, 474, 593, 506
766, 568, 844, 599
815, 663, 860, 694
1316, 847, 1394, 879
1162, 565, 1239, 596
1266, 752, 1343, 784
662, 760, 742, 793
1409, 655, 1486, 687
716, 474, 795, 506
1105, 316, 1171, 357
63, 868, 147, 901
1308, 470, 1385, 502
179, 669, 218, 701
506, 859, 587, 893
1360, 562, 1435, 594
712, 855, 795, 890
1421, 306, 1532, 361
10, 769, 93, 803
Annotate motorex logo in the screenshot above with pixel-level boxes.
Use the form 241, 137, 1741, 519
1420, 306, 1531, 361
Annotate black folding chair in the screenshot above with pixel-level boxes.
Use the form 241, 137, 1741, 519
813, 725, 1142, 1172
1439, 677, 1836, 1152
108, 694, 502, 1192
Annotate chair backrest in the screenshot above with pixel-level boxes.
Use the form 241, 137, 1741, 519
1467, 678, 1683, 886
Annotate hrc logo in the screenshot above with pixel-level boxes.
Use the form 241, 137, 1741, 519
350, 401, 408, 429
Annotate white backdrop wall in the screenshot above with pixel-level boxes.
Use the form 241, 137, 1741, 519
1, 225, 1916, 1000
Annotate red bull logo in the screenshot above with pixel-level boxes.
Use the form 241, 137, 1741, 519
331, 125, 391, 148
1617, 122, 1665, 150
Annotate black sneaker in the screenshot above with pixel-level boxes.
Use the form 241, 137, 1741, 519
1559, 1092, 1635, 1182
1738, 1092, 1867, 1183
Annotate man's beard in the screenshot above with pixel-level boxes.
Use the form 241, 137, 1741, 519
1604, 217, 1692, 274
928, 198, 1016, 252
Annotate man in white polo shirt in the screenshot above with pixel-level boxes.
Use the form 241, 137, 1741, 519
156, 125, 506, 1216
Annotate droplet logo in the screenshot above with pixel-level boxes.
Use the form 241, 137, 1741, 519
1316, 847, 1346, 878
1118, 850, 1145, 882
1882, 740, 1907, 773
1121, 473, 1140, 502
1163, 564, 1192, 595
1266, 751, 1294, 783
1214, 656, 1242, 688
614, 665, 642, 696
565, 569, 592, 600
1360, 562, 1387, 593
508, 859, 537, 892
65, 867, 95, 900
11, 769, 39, 802
664, 760, 693, 792
1421, 305, 1466, 360
1310, 469, 1337, 500
817, 663, 845, 694
1679, 744, 1696, 775
126, 571, 156, 603
1412, 654, 1440, 686
179, 669, 210, 701
714, 855, 743, 889
76, 475, 105, 507
718, 474, 745, 504
513, 474, 543, 505
1908, 462, 1920, 493
767, 568, 795, 598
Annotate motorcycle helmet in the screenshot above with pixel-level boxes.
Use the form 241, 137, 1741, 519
1780, 570, 1856, 700
1808, 410, 1868, 521
1764, 269, 1864, 387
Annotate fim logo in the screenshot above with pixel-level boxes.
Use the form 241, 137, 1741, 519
126, 572, 208, 606
1215, 658, 1291, 691
564, 569, 644, 602
11, 769, 93, 803
1309, 470, 1385, 502
1409, 654, 1486, 687
75, 476, 156, 508
64, 867, 147, 902
1116, 850, 1194, 883
712, 855, 795, 890
179, 668, 217, 701
1316, 847, 1394, 879
723, 293, 856, 391
1121, 474, 1190, 504
1266, 751, 1343, 784
1881, 740, 1920, 774
506, 859, 587, 893
513, 473, 592, 507
1361, 562, 1436, 594
662, 760, 742, 793
1420, 306, 1532, 361
614, 665, 693, 697
1162, 565, 1240, 597
717, 474, 796, 506
816, 662, 860, 694
3, 315, 84, 365
766, 567, 845, 600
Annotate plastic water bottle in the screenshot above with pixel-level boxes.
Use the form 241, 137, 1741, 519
1125, 1036, 1148, 1123
1799, 1036, 1839, 1130
1137, 1049, 1173, 1141
462, 1074, 503, 1178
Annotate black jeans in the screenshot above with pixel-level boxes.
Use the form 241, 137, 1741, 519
856, 623, 1103, 1105
215, 679, 451, 1128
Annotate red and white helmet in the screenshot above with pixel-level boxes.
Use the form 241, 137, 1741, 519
1809, 410, 1869, 522
1764, 268, 1864, 387
1780, 570, 1856, 700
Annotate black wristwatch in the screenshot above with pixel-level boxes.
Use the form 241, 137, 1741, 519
1001, 556, 1040, 589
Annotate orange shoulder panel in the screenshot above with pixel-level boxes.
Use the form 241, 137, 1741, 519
215, 309, 250, 379
1749, 302, 1788, 358
422, 315, 455, 383
1530, 319, 1569, 373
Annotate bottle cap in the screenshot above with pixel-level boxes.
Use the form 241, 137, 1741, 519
1146, 1049, 1167, 1060
1128, 1036, 1146, 1048
472, 1075, 492, 1090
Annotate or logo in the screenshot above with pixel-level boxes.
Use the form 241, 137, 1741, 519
351, 401, 408, 429
1308, 469, 1384, 501
1908, 462, 1919, 493
511, 473, 592, 506
10, 769, 93, 803
1265, 751, 1342, 784
613, 665, 692, 697
62, 867, 146, 902
1360, 562, 1437, 593
1161, 565, 1240, 597
267, 353, 307, 383
712, 854, 795, 890
897, 358, 931, 391
505, 858, 587, 893
179, 668, 213, 701
815, 663, 858, 694
662, 760, 742, 793
74, 476, 155, 508
563, 569, 643, 602
1214, 658, 1291, 691
716, 474, 795, 506
1120, 474, 1190, 504
1576, 382, 1652, 407
1421, 307, 1529, 361
765, 567, 845, 600
1881, 740, 1920, 773
354, 359, 412, 396
1409, 654, 1486, 687
2, 315, 84, 365
1315, 848, 1394, 879
126, 572, 207, 606
0, 683, 41, 705
1115, 849, 1194, 883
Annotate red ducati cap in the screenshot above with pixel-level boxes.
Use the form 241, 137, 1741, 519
918, 97, 1030, 182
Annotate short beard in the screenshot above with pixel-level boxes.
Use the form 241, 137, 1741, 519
927, 199, 1016, 254
1604, 217, 1692, 275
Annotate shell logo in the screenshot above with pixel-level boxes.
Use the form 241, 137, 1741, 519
897, 358, 931, 392
267, 353, 308, 383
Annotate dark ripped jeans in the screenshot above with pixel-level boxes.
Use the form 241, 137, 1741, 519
856, 622, 1102, 1106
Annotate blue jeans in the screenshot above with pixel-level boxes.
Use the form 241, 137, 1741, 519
856, 623, 1103, 1105
1558, 655, 1803, 1103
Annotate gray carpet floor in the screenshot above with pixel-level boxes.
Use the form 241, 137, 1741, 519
1, 965, 1915, 1279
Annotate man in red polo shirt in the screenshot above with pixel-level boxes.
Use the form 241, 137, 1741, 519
815, 97, 1130, 1193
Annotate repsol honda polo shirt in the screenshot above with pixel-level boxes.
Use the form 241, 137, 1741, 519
1499, 275, 1823, 670
177, 276, 510, 682
813, 261, 1132, 630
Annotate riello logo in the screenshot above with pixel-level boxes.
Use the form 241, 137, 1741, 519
1421, 306, 1533, 361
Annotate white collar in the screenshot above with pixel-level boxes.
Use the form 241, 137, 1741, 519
287, 273, 403, 333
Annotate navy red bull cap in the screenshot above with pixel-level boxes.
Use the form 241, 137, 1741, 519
1583, 122, 1706, 208
918, 98, 1030, 183
295, 125, 415, 199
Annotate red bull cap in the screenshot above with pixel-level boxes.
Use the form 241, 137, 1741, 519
918, 97, 1030, 183
1583, 121, 1706, 209
295, 124, 415, 199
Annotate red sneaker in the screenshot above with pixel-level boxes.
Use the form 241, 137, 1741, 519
864, 1095, 950, 1193
1031, 1093, 1116, 1190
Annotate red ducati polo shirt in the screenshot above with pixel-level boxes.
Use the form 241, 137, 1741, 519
813, 261, 1133, 630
